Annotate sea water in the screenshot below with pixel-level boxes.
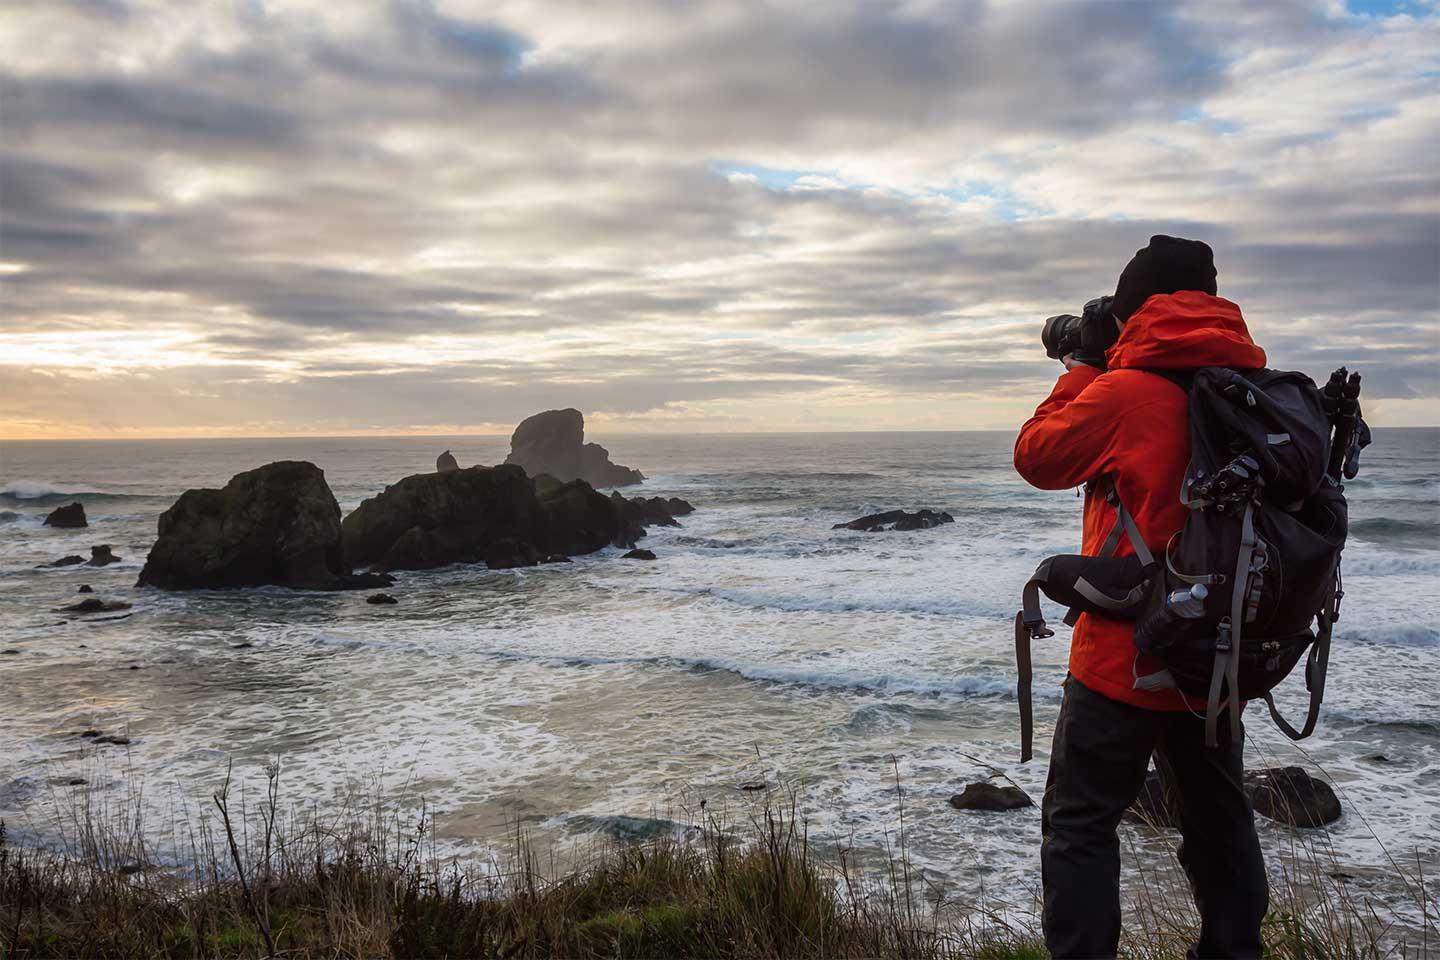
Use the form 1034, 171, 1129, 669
1, 431, 1436, 919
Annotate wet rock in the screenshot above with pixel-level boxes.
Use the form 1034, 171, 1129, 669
436, 449, 459, 473
44, 502, 87, 528
616, 495, 696, 528
86, 544, 121, 566
1, 649, 19, 656
1245, 767, 1342, 827
366, 593, 398, 605
739, 781, 771, 792
568, 814, 698, 842
138, 460, 387, 591
77, 584, 94, 593
67, 778, 87, 787
541, 554, 572, 564
231, 642, 254, 649
834, 509, 954, 532
505, 408, 644, 487
40, 555, 85, 568
622, 548, 657, 561
343, 465, 642, 573
94, 735, 131, 746
1125, 769, 1180, 828
79, 730, 101, 738
948, 782, 1033, 811
1361, 753, 1389, 764
56, 598, 132, 614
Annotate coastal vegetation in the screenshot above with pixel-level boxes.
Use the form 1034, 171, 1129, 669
0, 765, 1431, 958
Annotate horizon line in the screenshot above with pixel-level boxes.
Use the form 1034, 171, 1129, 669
2, 423, 1437, 443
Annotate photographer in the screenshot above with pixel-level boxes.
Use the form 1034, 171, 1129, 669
1014, 236, 1269, 959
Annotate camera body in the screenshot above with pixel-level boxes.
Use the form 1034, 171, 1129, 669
1042, 295, 1119, 370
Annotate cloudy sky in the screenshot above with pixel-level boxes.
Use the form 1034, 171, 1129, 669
1, 0, 1436, 439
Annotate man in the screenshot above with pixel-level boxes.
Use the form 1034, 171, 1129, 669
1013, 236, 1269, 959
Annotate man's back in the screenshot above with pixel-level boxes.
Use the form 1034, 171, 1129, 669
1014, 290, 1267, 708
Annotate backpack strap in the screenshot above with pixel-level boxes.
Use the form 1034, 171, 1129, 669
1262, 572, 1338, 741
1016, 567, 1057, 763
1205, 501, 1256, 747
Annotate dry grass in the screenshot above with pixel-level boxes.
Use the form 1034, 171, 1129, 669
0, 756, 1433, 958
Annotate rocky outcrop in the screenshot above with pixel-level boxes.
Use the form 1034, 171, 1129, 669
622, 548, 657, 561
44, 502, 87, 528
40, 555, 85, 568
138, 461, 392, 591
56, 598, 131, 614
833, 509, 954, 532
367, 593, 398, 605
86, 545, 120, 566
342, 466, 646, 573
1245, 767, 1342, 827
949, 782, 1033, 811
505, 408, 644, 487
436, 450, 459, 473
624, 496, 694, 527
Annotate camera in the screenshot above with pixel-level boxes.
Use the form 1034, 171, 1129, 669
1041, 295, 1119, 370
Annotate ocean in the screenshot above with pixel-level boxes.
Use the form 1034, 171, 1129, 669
1, 430, 1437, 919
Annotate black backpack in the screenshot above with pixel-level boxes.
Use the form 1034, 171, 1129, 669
1014, 366, 1369, 761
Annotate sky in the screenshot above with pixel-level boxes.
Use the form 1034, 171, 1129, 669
1, 0, 1437, 439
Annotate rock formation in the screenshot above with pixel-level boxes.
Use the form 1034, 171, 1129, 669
341, 466, 647, 573
436, 450, 459, 473
1245, 766, 1342, 827
40, 555, 85, 568
948, 782, 1033, 811
43, 502, 87, 528
833, 509, 954, 532
622, 548, 657, 561
137, 461, 392, 591
86, 545, 120, 566
56, 598, 131, 614
505, 408, 644, 487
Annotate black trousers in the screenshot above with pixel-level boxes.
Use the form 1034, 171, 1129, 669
1041, 677, 1268, 959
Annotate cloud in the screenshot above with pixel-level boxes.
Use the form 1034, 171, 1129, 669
0, 0, 1435, 438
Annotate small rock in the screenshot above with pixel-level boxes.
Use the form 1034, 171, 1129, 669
86, 545, 121, 566
366, 593, 398, 605
231, 642, 254, 649
78, 584, 94, 593
949, 781, 1033, 811
622, 548, 657, 561
94, 735, 131, 745
436, 449, 460, 473
541, 554, 572, 564
1, 649, 19, 656
127, 665, 140, 671
1245, 766, 1342, 827
41, 555, 85, 568
79, 730, 101, 738
67, 778, 87, 787
739, 781, 771, 792
55, 598, 132, 614
1361, 753, 1389, 764
1330, 871, 1356, 881
43, 502, 87, 528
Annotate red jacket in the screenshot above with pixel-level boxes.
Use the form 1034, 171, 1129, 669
1014, 291, 1267, 709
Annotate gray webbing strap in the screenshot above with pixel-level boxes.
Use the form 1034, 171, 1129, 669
1074, 576, 1149, 611
1065, 477, 1152, 625
1207, 503, 1256, 747
1263, 586, 1335, 741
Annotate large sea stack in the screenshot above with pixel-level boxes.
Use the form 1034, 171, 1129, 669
341, 466, 646, 573
137, 461, 388, 591
505, 408, 643, 487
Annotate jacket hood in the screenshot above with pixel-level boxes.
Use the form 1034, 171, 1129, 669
1106, 291, 1266, 371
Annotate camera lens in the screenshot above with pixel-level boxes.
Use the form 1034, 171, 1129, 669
1042, 314, 1080, 360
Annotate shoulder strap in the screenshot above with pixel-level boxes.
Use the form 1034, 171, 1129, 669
1138, 367, 1195, 394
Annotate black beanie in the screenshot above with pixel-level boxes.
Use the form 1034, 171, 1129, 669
1111, 235, 1218, 323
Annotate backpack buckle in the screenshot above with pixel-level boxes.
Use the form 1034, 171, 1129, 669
1215, 618, 1233, 653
